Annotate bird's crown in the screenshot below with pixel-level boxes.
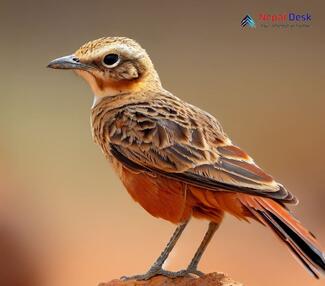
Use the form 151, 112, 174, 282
75, 37, 144, 58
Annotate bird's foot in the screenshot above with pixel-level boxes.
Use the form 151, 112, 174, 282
121, 267, 182, 281
121, 266, 204, 281
184, 263, 205, 277
183, 267, 205, 277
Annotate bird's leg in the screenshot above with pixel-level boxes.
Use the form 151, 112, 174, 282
121, 220, 189, 281
183, 221, 220, 276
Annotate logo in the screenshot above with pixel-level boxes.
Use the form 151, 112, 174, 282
241, 15, 256, 28
241, 12, 312, 29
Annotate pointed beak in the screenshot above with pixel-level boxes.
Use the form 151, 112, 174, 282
47, 54, 94, 70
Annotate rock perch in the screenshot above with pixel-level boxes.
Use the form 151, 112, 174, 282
99, 273, 243, 286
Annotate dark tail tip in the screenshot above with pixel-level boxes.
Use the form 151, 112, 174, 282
259, 210, 325, 278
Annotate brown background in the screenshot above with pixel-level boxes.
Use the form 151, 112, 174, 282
0, 1, 324, 286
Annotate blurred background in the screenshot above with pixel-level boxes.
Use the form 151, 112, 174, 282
0, 1, 324, 285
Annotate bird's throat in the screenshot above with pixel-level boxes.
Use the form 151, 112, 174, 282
75, 69, 149, 101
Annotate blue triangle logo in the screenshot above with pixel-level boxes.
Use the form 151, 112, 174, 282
241, 15, 256, 28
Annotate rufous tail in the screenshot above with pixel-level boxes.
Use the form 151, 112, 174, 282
240, 195, 325, 278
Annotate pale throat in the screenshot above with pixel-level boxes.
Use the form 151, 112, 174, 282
75, 70, 148, 108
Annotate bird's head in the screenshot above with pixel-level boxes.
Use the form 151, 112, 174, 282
48, 37, 161, 100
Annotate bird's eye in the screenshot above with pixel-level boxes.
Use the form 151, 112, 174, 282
102, 54, 120, 68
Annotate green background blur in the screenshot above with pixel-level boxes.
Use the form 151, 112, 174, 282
1, 1, 324, 285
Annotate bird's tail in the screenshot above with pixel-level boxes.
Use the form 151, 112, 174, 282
240, 195, 325, 278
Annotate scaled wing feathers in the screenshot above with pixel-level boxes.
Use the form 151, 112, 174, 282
95, 93, 297, 204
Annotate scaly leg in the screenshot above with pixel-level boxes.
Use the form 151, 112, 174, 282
185, 221, 220, 276
121, 220, 189, 280
156, 221, 220, 278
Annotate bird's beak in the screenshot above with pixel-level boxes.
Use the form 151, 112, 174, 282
47, 54, 94, 70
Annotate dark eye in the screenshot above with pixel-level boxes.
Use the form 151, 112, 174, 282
102, 53, 120, 67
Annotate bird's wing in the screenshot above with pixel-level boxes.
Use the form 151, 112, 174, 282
106, 96, 296, 204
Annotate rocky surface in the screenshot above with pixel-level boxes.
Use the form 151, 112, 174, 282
99, 273, 243, 286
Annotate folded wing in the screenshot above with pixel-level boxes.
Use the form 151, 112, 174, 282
107, 98, 297, 204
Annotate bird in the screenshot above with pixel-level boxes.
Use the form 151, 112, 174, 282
47, 36, 325, 280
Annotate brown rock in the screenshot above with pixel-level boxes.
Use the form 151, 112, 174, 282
99, 273, 243, 286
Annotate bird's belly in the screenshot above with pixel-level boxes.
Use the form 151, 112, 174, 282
112, 158, 192, 224
110, 158, 250, 224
